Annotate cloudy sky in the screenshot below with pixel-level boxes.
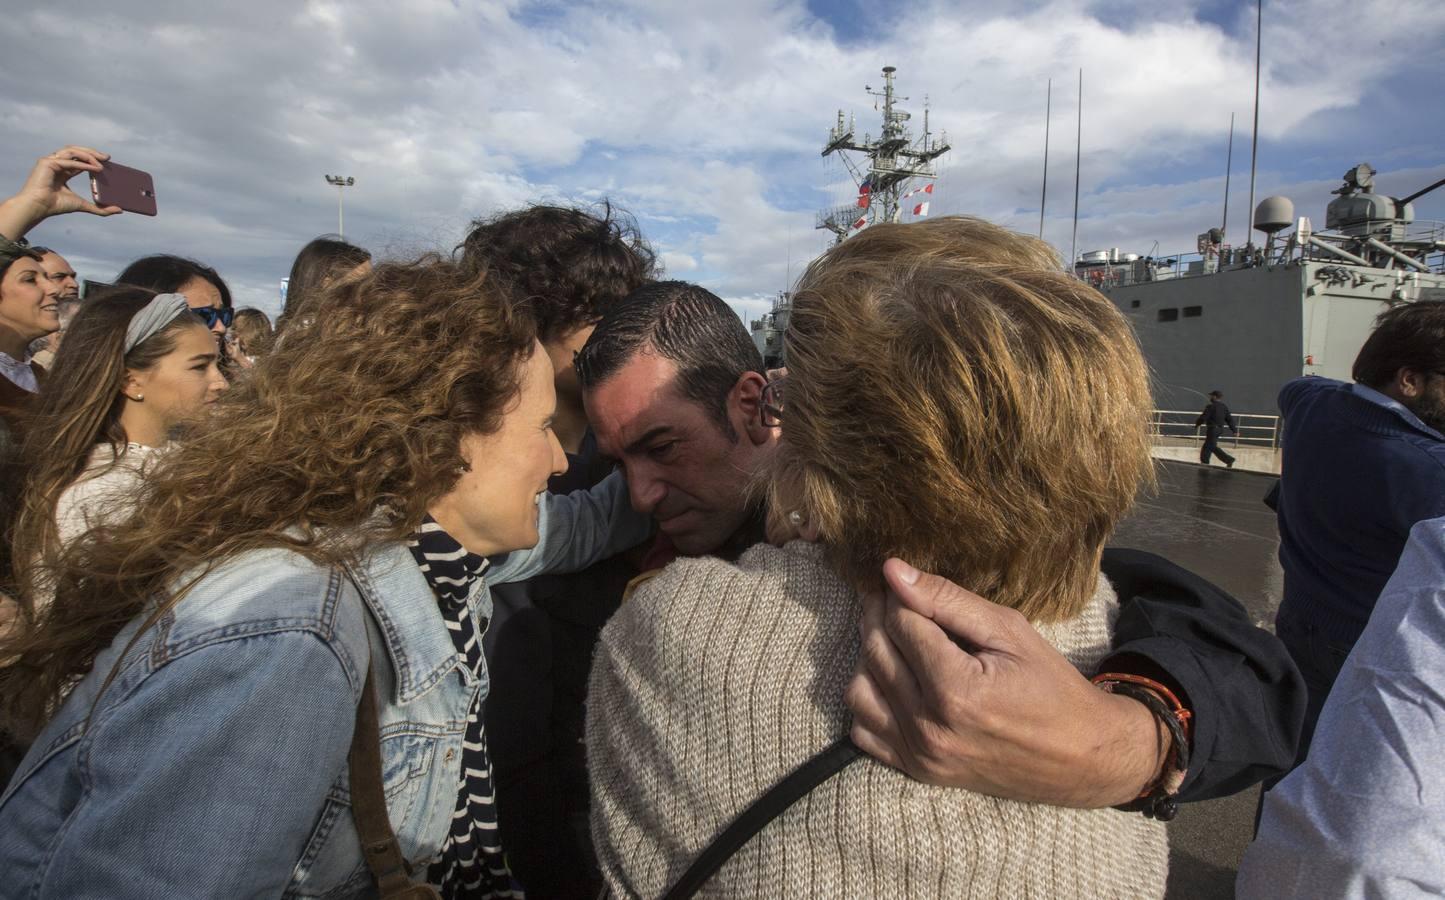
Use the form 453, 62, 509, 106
2, 0, 1442, 323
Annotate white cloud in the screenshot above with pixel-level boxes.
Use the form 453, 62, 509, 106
659, 250, 698, 273
0, 0, 1440, 318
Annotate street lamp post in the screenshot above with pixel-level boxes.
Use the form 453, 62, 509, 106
324, 174, 355, 237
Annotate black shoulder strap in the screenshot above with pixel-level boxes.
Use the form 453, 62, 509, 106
660, 737, 863, 900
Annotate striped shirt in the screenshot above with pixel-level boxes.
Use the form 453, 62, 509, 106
407, 516, 523, 899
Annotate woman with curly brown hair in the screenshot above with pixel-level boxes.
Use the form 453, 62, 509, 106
0, 257, 650, 898
587, 217, 1169, 898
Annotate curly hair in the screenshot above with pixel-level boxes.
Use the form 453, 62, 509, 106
768, 217, 1154, 623
0, 256, 536, 737
457, 201, 656, 343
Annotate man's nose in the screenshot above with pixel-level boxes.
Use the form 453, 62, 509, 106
626, 467, 667, 516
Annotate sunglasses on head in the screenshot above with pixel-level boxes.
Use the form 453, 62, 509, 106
190, 307, 234, 329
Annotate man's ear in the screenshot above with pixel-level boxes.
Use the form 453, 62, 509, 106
1395, 367, 1427, 399
732, 371, 772, 446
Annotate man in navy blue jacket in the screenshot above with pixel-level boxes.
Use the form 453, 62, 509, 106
1196, 390, 1238, 466
1267, 300, 1445, 765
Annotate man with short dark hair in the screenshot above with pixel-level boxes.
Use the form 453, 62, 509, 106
577, 281, 773, 559
1267, 300, 1445, 765
27, 246, 80, 368
1196, 389, 1237, 467
579, 278, 1303, 811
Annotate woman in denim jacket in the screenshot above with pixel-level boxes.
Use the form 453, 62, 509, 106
0, 256, 651, 898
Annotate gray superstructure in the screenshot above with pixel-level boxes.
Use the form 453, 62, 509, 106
753, 65, 945, 366
1080, 164, 1445, 415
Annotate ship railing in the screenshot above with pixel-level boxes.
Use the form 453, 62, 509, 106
1150, 410, 1282, 449
1074, 248, 1252, 288
1082, 219, 1445, 289
1402, 219, 1445, 244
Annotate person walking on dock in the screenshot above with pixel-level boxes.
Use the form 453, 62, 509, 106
1197, 390, 1237, 467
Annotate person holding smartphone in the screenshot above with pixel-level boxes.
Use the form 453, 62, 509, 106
0, 145, 122, 243
0, 146, 123, 427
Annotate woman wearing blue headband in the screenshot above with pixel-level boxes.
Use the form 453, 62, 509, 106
6, 290, 226, 604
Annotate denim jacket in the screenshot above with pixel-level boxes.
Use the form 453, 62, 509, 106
0, 471, 650, 899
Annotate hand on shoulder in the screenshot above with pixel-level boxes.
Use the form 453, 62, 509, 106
846, 558, 1167, 808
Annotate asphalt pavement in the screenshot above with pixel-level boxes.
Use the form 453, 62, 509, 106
1111, 460, 1285, 900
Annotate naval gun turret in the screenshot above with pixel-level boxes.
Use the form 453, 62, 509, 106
1326, 164, 1413, 241
1229, 163, 1445, 273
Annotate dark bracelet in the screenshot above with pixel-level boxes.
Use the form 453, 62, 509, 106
1092, 677, 1193, 822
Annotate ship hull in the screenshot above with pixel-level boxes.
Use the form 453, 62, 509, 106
1105, 261, 1432, 414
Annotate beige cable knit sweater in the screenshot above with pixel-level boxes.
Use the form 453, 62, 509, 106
587, 541, 1168, 899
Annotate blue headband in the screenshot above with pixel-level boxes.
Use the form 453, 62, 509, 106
124, 293, 192, 353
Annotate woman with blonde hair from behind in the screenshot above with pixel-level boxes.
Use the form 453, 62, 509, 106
587, 216, 1167, 898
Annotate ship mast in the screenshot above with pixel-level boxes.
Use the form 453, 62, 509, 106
817, 66, 950, 243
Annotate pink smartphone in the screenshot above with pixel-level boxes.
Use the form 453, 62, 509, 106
90, 161, 157, 216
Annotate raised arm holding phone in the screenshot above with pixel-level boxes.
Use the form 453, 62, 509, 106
0, 145, 124, 242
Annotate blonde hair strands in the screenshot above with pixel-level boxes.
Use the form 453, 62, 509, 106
770, 217, 1154, 623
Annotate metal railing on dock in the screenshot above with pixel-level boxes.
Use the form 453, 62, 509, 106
1150, 410, 1281, 449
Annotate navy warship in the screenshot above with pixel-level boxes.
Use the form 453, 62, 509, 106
751, 67, 1445, 418
1079, 164, 1445, 415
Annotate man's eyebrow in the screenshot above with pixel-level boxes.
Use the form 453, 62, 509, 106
623, 425, 674, 456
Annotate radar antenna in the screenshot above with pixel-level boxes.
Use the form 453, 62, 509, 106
817, 66, 950, 242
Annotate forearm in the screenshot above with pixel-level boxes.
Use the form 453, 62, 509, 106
490, 470, 651, 583
1078, 691, 1172, 808
1103, 549, 1306, 801
0, 196, 47, 241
